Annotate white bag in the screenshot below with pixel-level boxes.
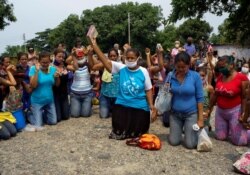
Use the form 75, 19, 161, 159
197, 128, 213, 152
154, 72, 172, 114
154, 88, 172, 114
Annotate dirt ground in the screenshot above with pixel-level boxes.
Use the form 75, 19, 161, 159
0, 106, 248, 175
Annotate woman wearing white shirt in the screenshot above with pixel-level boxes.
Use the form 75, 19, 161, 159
88, 38, 157, 140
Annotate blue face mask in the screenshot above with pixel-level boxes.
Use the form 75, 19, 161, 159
53, 59, 61, 66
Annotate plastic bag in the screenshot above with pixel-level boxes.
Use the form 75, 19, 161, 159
233, 152, 250, 174
154, 88, 172, 114
197, 128, 212, 152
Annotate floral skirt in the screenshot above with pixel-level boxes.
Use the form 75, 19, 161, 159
109, 104, 150, 140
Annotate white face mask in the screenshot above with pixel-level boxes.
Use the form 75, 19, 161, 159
241, 67, 249, 74
77, 56, 87, 65
125, 58, 139, 68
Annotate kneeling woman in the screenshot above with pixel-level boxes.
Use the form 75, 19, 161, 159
29, 52, 60, 127
168, 52, 204, 149
89, 39, 157, 140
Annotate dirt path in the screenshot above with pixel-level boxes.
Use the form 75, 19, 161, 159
0, 106, 247, 175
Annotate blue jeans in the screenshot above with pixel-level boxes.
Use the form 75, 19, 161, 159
70, 92, 92, 117
99, 94, 116, 118
30, 102, 57, 127
168, 111, 198, 149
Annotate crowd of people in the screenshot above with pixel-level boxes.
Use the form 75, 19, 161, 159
0, 36, 250, 150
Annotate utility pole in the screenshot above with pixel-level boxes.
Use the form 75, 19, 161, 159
128, 12, 131, 45
23, 33, 26, 52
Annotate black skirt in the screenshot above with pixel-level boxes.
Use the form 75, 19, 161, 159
109, 104, 150, 140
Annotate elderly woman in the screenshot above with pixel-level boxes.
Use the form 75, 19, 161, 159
88, 37, 157, 140
210, 55, 249, 146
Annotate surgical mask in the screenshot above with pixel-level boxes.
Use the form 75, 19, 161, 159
125, 58, 139, 68
241, 67, 249, 74
77, 57, 87, 65
218, 67, 230, 77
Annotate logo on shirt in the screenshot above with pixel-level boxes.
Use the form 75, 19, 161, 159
122, 77, 140, 96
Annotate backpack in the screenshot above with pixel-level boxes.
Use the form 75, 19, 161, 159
126, 134, 161, 150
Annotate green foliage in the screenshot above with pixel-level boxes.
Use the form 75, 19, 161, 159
1, 45, 25, 58
0, 0, 16, 30
26, 28, 52, 52
81, 2, 163, 51
49, 14, 84, 51
155, 25, 177, 51
176, 18, 213, 43
168, 0, 250, 45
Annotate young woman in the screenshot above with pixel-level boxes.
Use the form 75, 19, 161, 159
88, 37, 157, 140
53, 48, 70, 122
168, 52, 204, 149
15, 52, 30, 111
0, 64, 17, 140
29, 51, 60, 127
210, 55, 249, 146
88, 48, 120, 118
69, 48, 93, 118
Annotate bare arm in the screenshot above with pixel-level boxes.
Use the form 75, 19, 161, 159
88, 47, 104, 71
30, 63, 40, 89
89, 39, 112, 73
2, 65, 17, 86
146, 89, 157, 122
197, 102, 204, 128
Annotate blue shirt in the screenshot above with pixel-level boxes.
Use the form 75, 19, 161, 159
29, 66, 56, 105
101, 73, 119, 98
184, 44, 196, 56
170, 70, 204, 113
112, 62, 152, 111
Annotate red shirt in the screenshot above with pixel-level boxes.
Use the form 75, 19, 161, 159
216, 73, 248, 109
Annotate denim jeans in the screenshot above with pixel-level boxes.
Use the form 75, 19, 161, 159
54, 95, 70, 122
99, 94, 116, 118
30, 102, 57, 127
70, 92, 92, 117
168, 111, 198, 149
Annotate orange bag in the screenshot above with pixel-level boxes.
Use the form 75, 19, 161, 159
126, 134, 161, 150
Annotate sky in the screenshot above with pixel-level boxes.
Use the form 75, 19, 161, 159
0, 0, 228, 54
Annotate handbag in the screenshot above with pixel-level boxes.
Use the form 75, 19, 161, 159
154, 72, 172, 114
126, 134, 161, 150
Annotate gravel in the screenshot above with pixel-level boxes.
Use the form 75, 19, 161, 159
0, 106, 248, 175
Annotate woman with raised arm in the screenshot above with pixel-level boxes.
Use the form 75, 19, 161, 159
88, 38, 157, 140
88, 48, 120, 118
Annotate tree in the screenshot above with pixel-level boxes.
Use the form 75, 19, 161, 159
81, 2, 163, 51
1, 45, 25, 58
48, 14, 84, 51
176, 18, 213, 43
168, 0, 250, 45
0, 0, 16, 30
26, 28, 53, 52
155, 24, 177, 51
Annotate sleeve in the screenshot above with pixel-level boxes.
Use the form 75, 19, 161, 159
140, 67, 152, 90
29, 66, 35, 77
194, 72, 204, 103
111, 61, 126, 74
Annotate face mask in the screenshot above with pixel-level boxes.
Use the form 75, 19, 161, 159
53, 59, 61, 66
125, 58, 139, 68
241, 67, 249, 74
77, 57, 87, 65
218, 67, 230, 77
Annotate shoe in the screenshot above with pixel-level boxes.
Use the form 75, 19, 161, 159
34, 126, 45, 131
23, 124, 36, 132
